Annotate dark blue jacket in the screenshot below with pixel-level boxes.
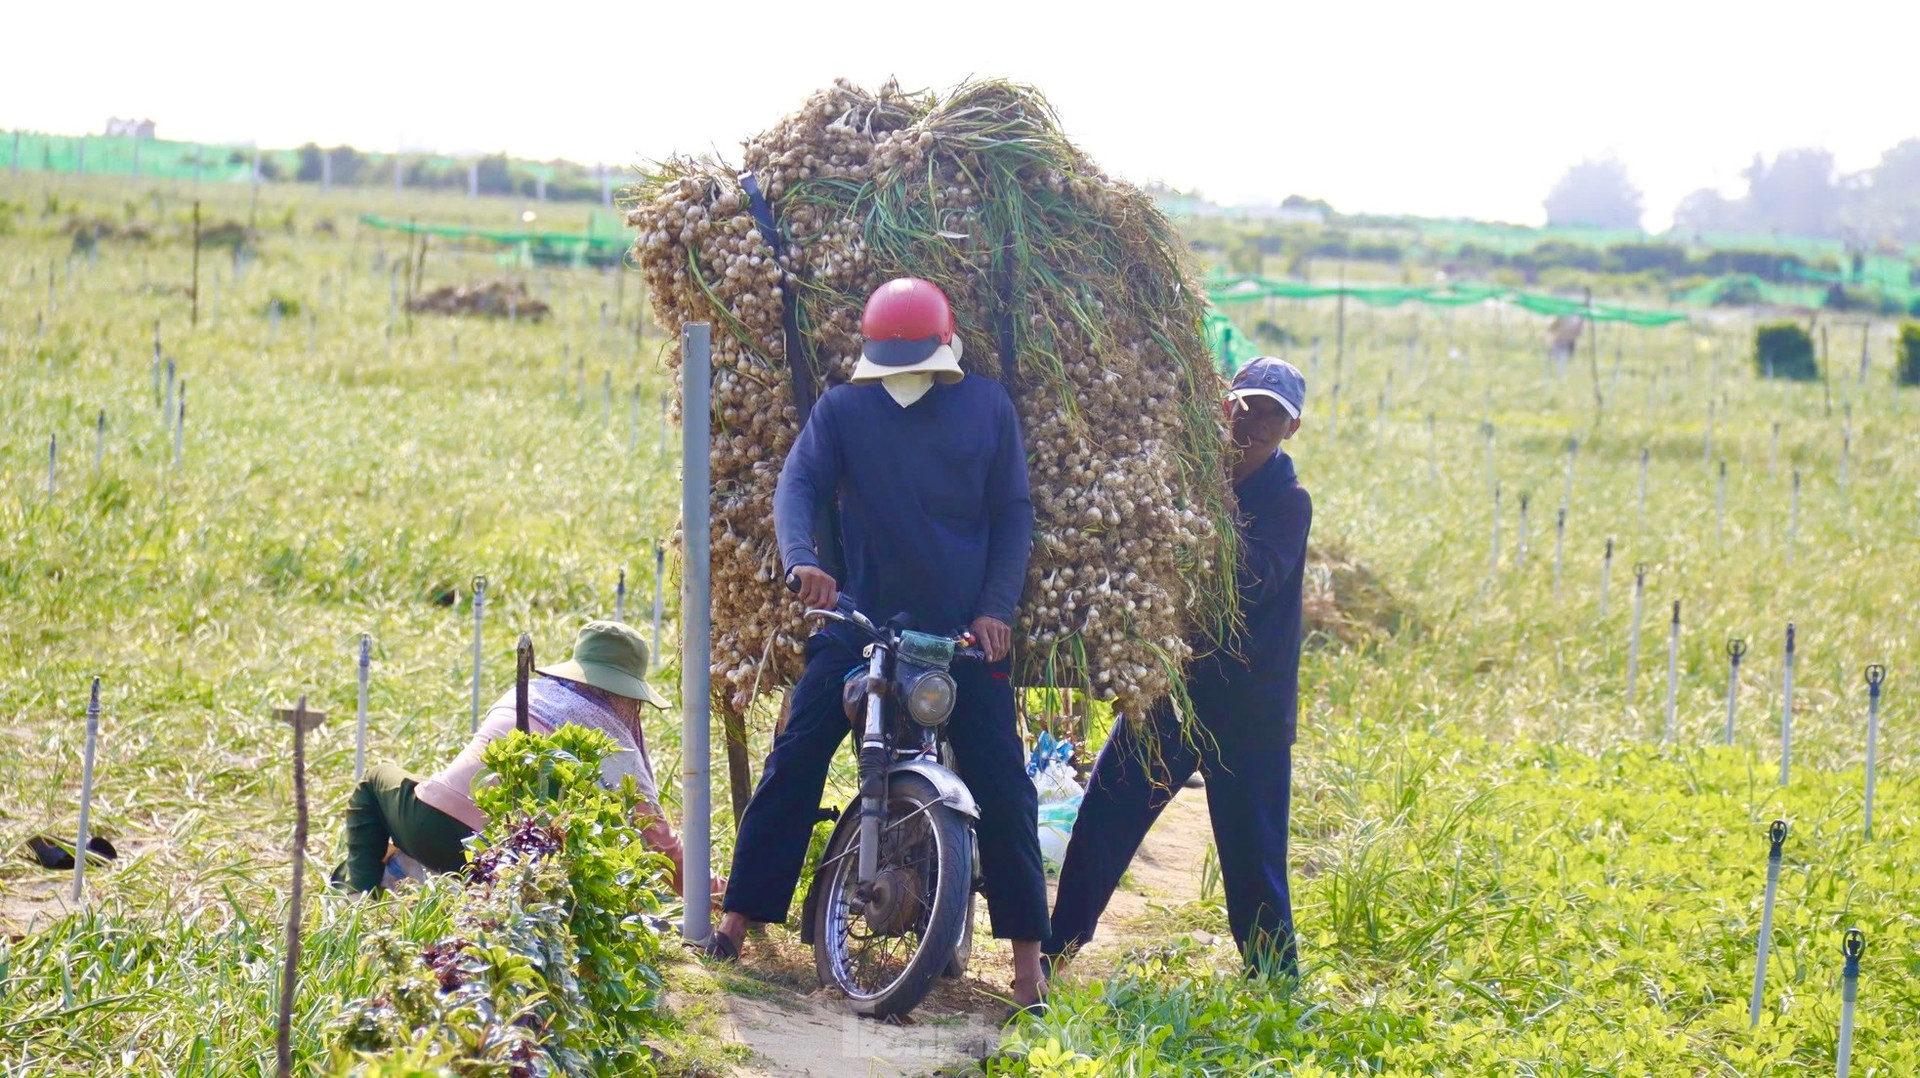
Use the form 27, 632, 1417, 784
1188, 450, 1312, 744
773, 377, 1033, 634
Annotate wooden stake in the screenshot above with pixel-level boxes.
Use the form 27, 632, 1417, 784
515, 634, 534, 734
274, 697, 325, 1078
190, 202, 201, 328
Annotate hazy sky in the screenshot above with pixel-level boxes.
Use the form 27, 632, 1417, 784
7, 0, 1918, 230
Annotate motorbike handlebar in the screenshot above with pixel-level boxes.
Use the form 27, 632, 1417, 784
787, 571, 984, 657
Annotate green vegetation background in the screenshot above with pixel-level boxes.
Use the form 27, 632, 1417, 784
2, 174, 1918, 1075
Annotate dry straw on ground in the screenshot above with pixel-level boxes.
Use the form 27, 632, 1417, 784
406, 279, 550, 320
628, 79, 1239, 722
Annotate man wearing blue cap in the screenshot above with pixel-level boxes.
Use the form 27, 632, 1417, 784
1046, 355, 1311, 977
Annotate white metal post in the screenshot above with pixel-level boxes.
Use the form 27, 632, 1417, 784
71, 677, 101, 901
680, 322, 713, 941
1625, 564, 1647, 704
1663, 601, 1681, 742
1863, 666, 1884, 839
355, 634, 371, 783
471, 576, 487, 731
1724, 639, 1746, 745
1780, 623, 1796, 786
1749, 820, 1787, 1027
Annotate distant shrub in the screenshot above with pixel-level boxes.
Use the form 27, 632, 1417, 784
1350, 241, 1403, 263
1899, 322, 1920, 387
1515, 241, 1603, 274
1699, 250, 1805, 280
1823, 284, 1904, 316
1712, 278, 1763, 306
1755, 322, 1818, 381
1606, 243, 1689, 276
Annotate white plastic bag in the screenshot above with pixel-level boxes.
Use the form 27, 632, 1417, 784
1029, 732, 1084, 872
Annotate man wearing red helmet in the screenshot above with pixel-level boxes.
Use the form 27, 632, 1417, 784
706, 277, 1049, 1010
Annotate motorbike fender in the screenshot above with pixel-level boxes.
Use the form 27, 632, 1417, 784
799, 763, 979, 946
889, 759, 980, 820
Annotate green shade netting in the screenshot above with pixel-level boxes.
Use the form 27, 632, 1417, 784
1206, 274, 1690, 327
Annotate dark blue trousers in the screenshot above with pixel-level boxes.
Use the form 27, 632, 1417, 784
722, 634, 1049, 941
1046, 694, 1297, 975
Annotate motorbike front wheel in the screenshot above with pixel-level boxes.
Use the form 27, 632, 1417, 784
810, 771, 972, 1018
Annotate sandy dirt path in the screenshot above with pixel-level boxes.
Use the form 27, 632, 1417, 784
693, 785, 1217, 1077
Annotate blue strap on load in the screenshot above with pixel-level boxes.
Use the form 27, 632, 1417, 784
739, 171, 816, 419
739, 170, 841, 580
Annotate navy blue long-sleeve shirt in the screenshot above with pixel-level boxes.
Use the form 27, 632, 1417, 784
1188, 449, 1312, 744
773, 377, 1033, 633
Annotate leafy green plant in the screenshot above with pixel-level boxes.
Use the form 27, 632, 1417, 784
1899, 321, 1920, 386
331, 727, 670, 1076
1755, 321, 1818, 380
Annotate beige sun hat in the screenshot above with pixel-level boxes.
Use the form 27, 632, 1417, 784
536, 620, 670, 709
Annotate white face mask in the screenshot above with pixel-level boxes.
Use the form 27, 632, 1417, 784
882, 371, 935, 408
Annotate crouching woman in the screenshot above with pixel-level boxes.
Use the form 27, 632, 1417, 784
338, 620, 712, 897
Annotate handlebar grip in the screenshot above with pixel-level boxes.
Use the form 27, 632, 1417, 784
953, 646, 988, 664
787, 568, 861, 617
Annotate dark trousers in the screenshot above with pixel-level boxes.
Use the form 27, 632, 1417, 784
1047, 694, 1297, 976
723, 634, 1049, 940
342, 763, 474, 892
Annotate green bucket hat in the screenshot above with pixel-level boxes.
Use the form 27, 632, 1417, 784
537, 620, 670, 709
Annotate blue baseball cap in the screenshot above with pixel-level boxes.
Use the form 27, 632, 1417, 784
1229, 356, 1305, 419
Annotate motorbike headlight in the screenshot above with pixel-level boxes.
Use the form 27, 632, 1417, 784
903, 668, 957, 726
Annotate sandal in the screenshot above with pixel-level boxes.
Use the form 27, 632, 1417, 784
1005, 997, 1050, 1026
688, 930, 741, 962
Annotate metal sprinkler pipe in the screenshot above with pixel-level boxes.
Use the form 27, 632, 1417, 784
1748, 819, 1788, 1028
1863, 665, 1885, 839
1663, 600, 1681, 742
1787, 470, 1801, 566
652, 542, 665, 660
1837, 928, 1866, 1078
1716, 460, 1728, 545
1516, 493, 1530, 569
1599, 538, 1614, 618
355, 634, 371, 783
1780, 623, 1796, 786
1552, 507, 1567, 598
71, 677, 101, 902
1636, 448, 1650, 536
1724, 638, 1747, 745
470, 576, 487, 732
1626, 564, 1648, 705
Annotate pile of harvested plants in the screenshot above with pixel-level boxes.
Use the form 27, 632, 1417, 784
629, 79, 1237, 724
406, 279, 550, 321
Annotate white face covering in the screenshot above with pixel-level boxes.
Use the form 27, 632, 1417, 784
882, 371, 935, 408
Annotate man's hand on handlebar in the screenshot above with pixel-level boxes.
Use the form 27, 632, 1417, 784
970, 616, 1011, 663
790, 566, 839, 610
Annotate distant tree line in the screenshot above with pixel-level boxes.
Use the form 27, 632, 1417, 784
289, 144, 613, 202
1544, 140, 1920, 245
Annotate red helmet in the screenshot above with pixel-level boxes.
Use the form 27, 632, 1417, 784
860, 278, 955, 370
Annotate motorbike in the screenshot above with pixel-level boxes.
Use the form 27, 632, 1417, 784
791, 579, 985, 1018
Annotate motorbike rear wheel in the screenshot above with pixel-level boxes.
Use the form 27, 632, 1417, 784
811, 771, 972, 1018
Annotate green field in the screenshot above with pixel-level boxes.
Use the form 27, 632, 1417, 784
2, 173, 1918, 1076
